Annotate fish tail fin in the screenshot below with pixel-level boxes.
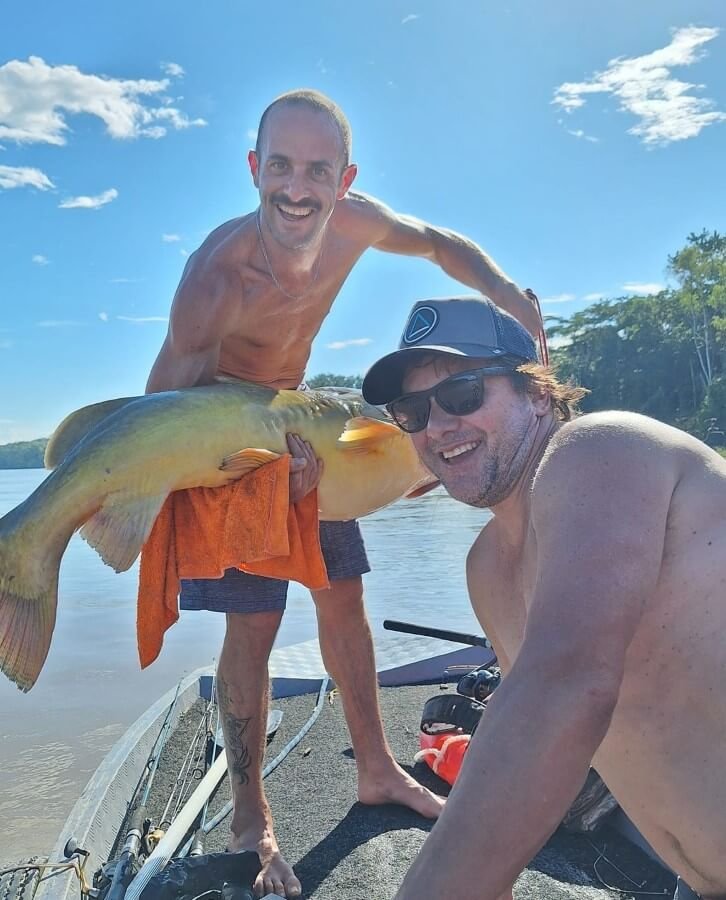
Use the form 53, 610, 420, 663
0, 512, 62, 692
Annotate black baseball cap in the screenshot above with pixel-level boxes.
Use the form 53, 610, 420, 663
362, 296, 538, 405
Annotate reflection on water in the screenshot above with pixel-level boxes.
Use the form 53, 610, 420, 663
0, 468, 489, 865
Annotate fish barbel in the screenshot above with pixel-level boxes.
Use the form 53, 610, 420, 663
0, 381, 436, 692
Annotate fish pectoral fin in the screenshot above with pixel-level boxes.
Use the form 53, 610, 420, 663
80, 491, 168, 573
219, 448, 282, 476
404, 476, 441, 499
337, 416, 401, 453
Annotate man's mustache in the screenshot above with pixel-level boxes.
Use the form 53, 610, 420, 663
271, 194, 322, 212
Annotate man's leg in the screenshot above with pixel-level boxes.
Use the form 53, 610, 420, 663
180, 571, 301, 898
312, 521, 445, 819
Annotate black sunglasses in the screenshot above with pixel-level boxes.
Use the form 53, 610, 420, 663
387, 366, 516, 434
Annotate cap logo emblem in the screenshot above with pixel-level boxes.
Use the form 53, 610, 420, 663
403, 306, 439, 345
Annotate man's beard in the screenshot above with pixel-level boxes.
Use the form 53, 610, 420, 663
426, 418, 535, 509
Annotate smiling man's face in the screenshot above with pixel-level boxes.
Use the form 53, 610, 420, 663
402, 355, 541, 508
250, 103, 355, 250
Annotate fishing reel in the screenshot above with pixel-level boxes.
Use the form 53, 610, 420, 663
419, 664, 501, 739
456, 664, 501, 702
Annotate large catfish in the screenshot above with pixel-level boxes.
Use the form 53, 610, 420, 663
0, 382, 436, 692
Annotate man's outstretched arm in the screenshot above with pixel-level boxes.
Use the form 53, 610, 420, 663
395, 421, 673, 899
351, 193, 542, 337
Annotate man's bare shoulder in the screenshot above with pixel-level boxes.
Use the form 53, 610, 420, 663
548, 410, 699, 458
333, 191, 395, 241
533, 411, 692, 513
175, 215, 257, 303
198, 214, 251, 251
175, 214, 254, 286
175, 252, 240, 307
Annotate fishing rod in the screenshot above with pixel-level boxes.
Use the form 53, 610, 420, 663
104, 678, 184, 900
188, 674, 221, 857
159, 701, 210, 829
383, 619, 494, 652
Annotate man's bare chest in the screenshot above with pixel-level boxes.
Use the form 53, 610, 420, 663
471, 540, 537, 667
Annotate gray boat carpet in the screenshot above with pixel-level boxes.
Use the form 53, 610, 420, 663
143, 684, 676, 900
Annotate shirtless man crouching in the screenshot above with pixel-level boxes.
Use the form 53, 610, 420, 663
361, 295, 726, 900
147, 91, 541, 898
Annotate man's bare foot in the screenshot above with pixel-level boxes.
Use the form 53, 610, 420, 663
228, 820, 301, 898
357, 758, 446, 819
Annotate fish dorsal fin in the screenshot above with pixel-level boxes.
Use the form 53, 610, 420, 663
219, 448, 282, 475
80, 491, 168, 573
338, 416, 401, 453
45, 397, 140, 469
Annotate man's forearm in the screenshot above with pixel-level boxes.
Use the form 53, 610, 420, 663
432, 231, 542, 336
395, 670, 614, 900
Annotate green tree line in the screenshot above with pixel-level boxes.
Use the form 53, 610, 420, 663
0, 439, 48, 469
549, 230, 725, 447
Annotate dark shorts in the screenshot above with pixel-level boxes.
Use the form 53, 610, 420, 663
179, 520, 370, 614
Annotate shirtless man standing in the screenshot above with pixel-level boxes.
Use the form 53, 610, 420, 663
361, 294, 726, 900
146, 91, 541, 898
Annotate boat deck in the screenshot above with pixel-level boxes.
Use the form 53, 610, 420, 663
140, 683, 676, 900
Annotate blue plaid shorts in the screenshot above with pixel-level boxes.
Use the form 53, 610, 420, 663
179, 519, 370, 614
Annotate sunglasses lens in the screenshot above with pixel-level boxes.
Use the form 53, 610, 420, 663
389, 394, 431, 433
437, 374, 483, 416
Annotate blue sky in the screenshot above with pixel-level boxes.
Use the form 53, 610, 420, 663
1, 0, 724, 443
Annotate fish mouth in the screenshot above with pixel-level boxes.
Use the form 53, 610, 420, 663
439, 440, 481, 465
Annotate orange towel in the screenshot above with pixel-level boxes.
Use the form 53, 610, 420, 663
137, 455, 329, 668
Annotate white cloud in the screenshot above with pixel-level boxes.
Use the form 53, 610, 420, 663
583, 292, 605, 301
541, 293, 577, 304
59, 188, 118, 209
98, 312, 109, 321
547, 335, 572, 350
180, 248, 189, 257
0, 339, 12, 350
117, 315, 168, 323
32, 254, 49, 265
110, 277, 142, 283
402, 14, 419, 24
566, 128, 599, 143
0, 164, 54, 190
246, 128, 258, 143
162, 233, 181, 242
326, 338, 373, 350
37, 319, 84, 327
622, 281, 665, 295
0, 56, 206, 146
161, 62, 185, 78
553, 26, 726, 146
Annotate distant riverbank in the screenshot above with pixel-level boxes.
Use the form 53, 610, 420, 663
0, 438, 47, 469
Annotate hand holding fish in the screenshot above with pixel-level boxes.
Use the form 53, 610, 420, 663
286, 433, 324, 503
